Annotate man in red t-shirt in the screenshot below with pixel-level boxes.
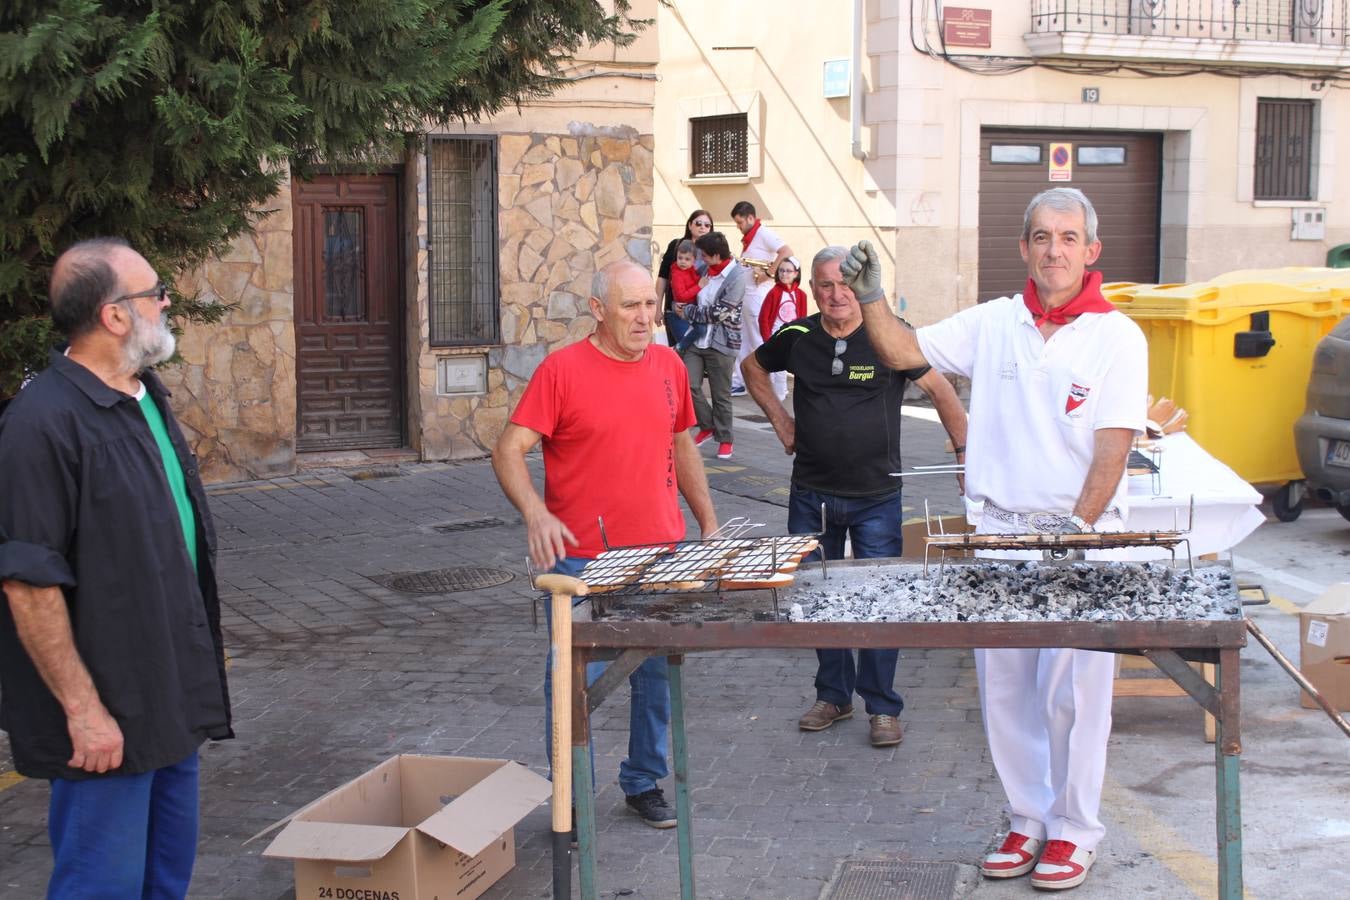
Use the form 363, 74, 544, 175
493, 259, 718, 830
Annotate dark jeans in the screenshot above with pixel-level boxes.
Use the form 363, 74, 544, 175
48, 750, 200, 899
542, 557, 670, 797
681, 346, 735, 442
788, 484, 906, 717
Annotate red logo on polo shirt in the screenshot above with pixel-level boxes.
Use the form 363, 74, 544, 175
1065, 383, 1090, 414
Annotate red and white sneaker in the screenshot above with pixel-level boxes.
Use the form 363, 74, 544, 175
1030, 839, 1095, 891
717, 442, 733, 459
693, 429, 715, 446
981, 831, 1042, 879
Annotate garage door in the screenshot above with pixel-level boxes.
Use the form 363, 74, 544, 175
978, 130, 1161, 302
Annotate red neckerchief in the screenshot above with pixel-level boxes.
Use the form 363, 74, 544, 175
706, 257, 731, 277
759, 283, 803, 338
740, 220, 762, 252
1023, 270, 1114, 326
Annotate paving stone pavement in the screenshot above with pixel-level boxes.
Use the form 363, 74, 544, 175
1, 401, 1006, 900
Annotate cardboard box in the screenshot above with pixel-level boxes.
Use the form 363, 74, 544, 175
1299, 583, 1350, 711
264, 755, 550, 900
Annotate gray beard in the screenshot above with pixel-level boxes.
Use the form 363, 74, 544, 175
122, 307, 176, 373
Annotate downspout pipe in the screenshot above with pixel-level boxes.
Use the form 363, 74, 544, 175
851, 0, 868, 160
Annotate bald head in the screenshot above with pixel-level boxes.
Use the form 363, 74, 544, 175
49, 238, 137, 337
587, 258, 658, 361
590, 259, 649, 308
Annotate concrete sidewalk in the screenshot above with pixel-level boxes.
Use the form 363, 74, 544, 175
1, 397, 1345, 900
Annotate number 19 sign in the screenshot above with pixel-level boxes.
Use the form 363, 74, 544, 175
1049, 142, 1073, 182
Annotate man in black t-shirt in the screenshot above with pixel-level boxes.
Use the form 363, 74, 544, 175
742, 246, 967, 747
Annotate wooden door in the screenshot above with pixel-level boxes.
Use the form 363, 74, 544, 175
978, 130, 1162, 302
293, 175, 403, 451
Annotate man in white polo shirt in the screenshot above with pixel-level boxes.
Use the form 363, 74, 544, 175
842, 187, 1147, 892
730, 201, 793, 394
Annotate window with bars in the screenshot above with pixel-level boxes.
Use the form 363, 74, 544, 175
1254, 98, 1315, 202
691, 113, 749, 176
428, 136, 499, 346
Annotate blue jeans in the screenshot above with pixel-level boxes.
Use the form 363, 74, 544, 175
664, 311, 691, 347
543, 557, 670, 797
48, 750, 200, 899
788, 485, 906, 717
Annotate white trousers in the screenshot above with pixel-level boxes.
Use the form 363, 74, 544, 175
973, 511, 1124, 850
975, 645, 1114, 849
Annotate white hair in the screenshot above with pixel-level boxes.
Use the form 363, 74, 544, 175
810, 246, 849, 280
1022, 188, 1099, 244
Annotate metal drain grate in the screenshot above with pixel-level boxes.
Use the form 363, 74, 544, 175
825, 860, 958, 900
349, 467, 402, 481
371, 566, 514, 594
432, 517, 512, 533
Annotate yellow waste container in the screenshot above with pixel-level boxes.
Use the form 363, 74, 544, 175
1109, 268, 1350, 496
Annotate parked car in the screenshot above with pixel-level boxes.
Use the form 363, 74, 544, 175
1293, 314, 1350, 522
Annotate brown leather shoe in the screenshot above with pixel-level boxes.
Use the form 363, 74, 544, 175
869, 714, 904, 747
798, 700, 853, 731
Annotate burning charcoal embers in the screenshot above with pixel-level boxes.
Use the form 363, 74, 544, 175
787, 562, 1237, 623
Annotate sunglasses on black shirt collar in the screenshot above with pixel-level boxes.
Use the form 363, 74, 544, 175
830, 338, 847, 376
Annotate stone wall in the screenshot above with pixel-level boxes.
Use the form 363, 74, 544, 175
411, 127, 655, 460
165, 187, 297, 484
166, 127, 656, 481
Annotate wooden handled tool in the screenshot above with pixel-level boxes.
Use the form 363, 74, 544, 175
536, 573, 589, 900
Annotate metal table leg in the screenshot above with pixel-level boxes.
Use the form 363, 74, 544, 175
668, 655, 696, 900
1214, 648, 1243, 900
572, 648, 599, 900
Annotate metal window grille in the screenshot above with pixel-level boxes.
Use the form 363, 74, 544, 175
1254, 98, 1314, 201
1028, 1, 1349, 43
428, 136, 499, 346
691, 113, 749, 176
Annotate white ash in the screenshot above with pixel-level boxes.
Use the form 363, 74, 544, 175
787, 562, 1237, 623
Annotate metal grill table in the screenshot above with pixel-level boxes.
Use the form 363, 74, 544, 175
548, 559, 1248, 900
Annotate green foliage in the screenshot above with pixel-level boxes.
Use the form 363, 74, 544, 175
0, 0, 639, 397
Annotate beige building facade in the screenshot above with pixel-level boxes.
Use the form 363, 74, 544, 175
653, 1, 1350, 324
167, 3, 659, 483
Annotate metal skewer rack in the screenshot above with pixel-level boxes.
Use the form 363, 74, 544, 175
921, 497, 1197, 576
527, 515, 825, 622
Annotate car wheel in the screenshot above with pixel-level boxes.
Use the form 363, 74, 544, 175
1339, 504, 1350, 523
1272, 483, 1304, 522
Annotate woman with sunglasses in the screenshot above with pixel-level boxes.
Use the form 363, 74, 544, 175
655, 209, 713, 345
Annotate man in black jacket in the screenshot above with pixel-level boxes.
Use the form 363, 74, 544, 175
0, 238, 233, 898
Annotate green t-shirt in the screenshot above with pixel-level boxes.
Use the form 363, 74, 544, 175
137, 387, 198, 570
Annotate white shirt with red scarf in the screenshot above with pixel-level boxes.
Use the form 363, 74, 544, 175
917, 294, 1147, 518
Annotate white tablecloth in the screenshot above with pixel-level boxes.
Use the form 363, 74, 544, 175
1121, 432, 1266, 559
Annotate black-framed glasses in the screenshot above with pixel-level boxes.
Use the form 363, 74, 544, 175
692, 219, 712, 228
109, 282, 168, 307
830, 338, 848, 376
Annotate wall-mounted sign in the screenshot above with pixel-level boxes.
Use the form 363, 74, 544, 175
1082, 87, 1101, 104
944, 7, 992, 48
1049, 142, 1073, 182
823, 59, 850, 99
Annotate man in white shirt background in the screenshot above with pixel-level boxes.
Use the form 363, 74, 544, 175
730, 201, 794, 395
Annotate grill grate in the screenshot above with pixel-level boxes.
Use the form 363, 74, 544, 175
572, 534, 819, 597
825, 859, 959, 900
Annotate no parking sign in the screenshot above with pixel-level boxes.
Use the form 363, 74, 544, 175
1049, 142, 1072, 181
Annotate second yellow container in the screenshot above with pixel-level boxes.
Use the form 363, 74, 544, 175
1109, 268, 1350, 486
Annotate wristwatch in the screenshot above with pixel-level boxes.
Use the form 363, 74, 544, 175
1069, 514, 1093, 533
